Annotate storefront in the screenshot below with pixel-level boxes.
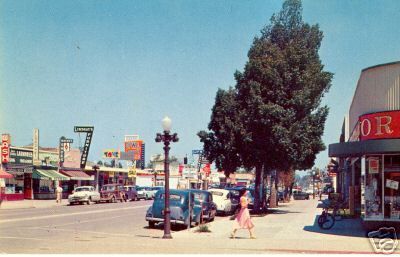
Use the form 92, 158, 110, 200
0, 169, 13, 200
32, 168, 70, 199
4, 147, 35, 200
329, 62, 400, 228
59, 169, 94, 195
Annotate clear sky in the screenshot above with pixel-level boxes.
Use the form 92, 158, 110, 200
1, 0, 400, 171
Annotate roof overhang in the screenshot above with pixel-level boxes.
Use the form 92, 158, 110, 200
329, 139, 400, 158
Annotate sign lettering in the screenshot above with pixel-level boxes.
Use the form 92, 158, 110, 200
359, 111, 400, 141
1, 134, 10, 164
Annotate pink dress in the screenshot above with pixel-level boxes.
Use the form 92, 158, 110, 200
233, 196, 254, 229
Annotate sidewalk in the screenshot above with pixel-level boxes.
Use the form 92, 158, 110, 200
0, 199, 68, 210
172, 198, 392, 254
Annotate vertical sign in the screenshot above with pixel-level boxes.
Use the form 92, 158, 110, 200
33, 128, 40, 165
74, 126, 94, 168
59, 137, 74, 166
1, 134, 10, 164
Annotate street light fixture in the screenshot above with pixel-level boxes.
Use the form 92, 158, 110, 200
155, 116, 179, 239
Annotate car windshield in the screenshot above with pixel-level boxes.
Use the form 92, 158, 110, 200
75, 187, 90, 192
137, 187, 144, 191
102, 186, 115, 191
210, 191, 223, 197
159, 194, 182, 200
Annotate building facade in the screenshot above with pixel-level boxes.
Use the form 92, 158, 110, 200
329, 61, 400, 228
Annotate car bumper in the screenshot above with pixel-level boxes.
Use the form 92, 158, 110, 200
68, 198, 88, 203
145, 217, 185, 224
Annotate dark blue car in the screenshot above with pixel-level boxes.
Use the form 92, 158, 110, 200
146, 189, 196, 228
189, 189, 217, 223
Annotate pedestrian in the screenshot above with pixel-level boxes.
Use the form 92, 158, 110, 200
230, 188, 256, 239
56, 183, 63, 204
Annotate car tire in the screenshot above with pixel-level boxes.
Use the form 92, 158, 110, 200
111, 196, 116, 203
148, 221, 155, 228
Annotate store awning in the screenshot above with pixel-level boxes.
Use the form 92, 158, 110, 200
59, 170, 94, 181
329, 139, 400, 158
0, 169, 13, 179
33, 169, 70, 181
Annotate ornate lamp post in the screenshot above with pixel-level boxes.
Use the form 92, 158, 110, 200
155, 116, 179, 239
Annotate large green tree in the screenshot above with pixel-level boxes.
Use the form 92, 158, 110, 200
235, 0, 332, 211
199, 0, 332, 212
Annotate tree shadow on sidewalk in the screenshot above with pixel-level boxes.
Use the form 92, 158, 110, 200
303, 216, 366, 238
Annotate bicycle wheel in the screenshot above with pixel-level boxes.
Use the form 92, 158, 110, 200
319, 213, 335, 230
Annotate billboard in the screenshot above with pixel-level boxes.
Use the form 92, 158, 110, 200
103, 149, 121, 159
124, 140, 143, 160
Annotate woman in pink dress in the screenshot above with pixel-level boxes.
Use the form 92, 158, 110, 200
230, 188, 256, 239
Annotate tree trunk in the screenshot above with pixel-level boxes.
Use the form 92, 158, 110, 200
269, 170, 278, 208
253, 164, 262, 214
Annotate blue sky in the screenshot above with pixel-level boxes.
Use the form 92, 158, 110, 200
1, 0, 400, 171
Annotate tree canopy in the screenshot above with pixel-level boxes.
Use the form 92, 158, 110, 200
199, 0, 332, 210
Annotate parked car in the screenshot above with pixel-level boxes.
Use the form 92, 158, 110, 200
146, 189, 195, 228
68, 186, 100, 205
100, 184, 126, 203
149, 186, 163, 199
208, 188, 239, 215
189, 189, 217, 223
278, 191, 285, 202
293, 191, 310, 200
123, 185, 138, 201
136, 186, 153, 200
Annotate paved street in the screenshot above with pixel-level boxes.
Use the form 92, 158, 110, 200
1, 198, 398, 254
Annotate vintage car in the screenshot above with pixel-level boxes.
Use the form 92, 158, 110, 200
123, 185, 138, 201
136, 186, 153, 200
293, 190, 310, 200
149, 186, 163, 199
208, 188, 239, 215
100, 184, 126, 203
189, 189, 217, 223
68, 186, 100, 205
146, 189, 196, 228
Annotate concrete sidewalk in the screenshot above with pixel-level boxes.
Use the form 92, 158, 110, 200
0, 199, 68, 210
172, 198, 396, 254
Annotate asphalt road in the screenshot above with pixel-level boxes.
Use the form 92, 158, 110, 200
0, 200, 225, 253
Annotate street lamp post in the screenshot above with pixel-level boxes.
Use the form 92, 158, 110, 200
155, 116, 179, 239
312, 171, 316, 199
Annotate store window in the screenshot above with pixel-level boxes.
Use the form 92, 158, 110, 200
5, 176, 24, 194
364, 155, 383, 219
383, 154, 400, 220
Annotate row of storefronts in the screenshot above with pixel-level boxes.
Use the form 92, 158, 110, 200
329, 61, 400, 228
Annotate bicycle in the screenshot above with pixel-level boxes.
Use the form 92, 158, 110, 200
318, 205, 335, 229
317, 198, 348, 229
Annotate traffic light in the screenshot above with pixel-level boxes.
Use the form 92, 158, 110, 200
184, 157, 188, 165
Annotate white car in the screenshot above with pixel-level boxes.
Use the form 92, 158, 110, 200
68, 186, 100, 205
136, 186, 153, 200
208, 189, 238, 215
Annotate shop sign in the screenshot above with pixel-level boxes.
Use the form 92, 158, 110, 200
1, 134, 10, 164
359, 111, 400, 141
102, 149, 120, 159
124, 140, 143, 160
33, 128, 40, 165
128, 166, 137, 177
74, 126, 94, 168
9, 148, 33, 164
386, 179, 399, 190
368, 158, 379, 174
